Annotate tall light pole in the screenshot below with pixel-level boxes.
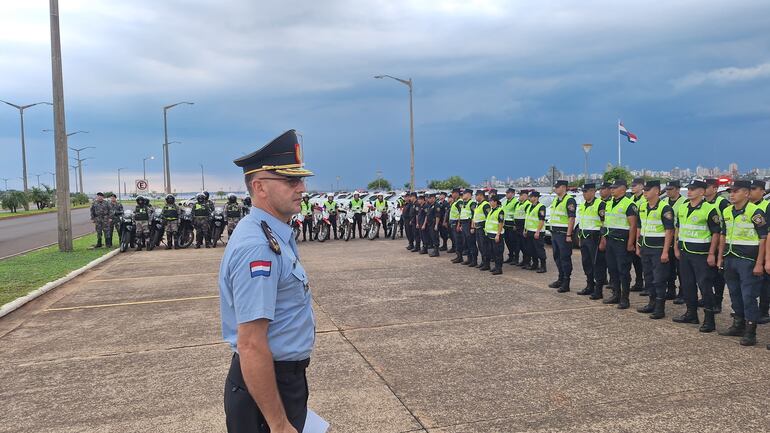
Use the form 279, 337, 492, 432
1, 100, 53, 192
142, 155, 155, 181
1, 178, 10, 191
46, 171, 56, 189
70, 164, 79, 193
374, 74, 415, 191
70, 146, 95, 194
117, 167, 126, 200
199, 163, 205, 191
163, 102, 194, 194
35, 173, 43, 187
43, 128, 88, 137
582, 143, 593, 182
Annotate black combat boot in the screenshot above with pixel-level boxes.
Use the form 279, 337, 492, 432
95, 235, 103, 248
447, 246, 456, 254
637, 296, 655, 313
451, 256, 463, 264
577, 281, 594, 296
672, 306, 699, 324
639, 288, 649, 297
136, 235, 144, 251
699, 309, 716, 333
105, 236, 112, 248
665, 286, 676, 300
429, 248, 439, 257
603, 287, 619, 304
617, 286, 630, 309
536, 260, 547, 274
758, 303, 770, 324
166, 233, 173, 250
491, 266, 502, 275
479, 261, 491, 271
589, 285, 603, 300
740, 321, 757, 346
468, 259, 478, 267
548, 279, 563, 289
557, 279, 571, 293
419, 247, 428, 254
649, 298, 666, 319
720, 316, 746, 337
406, 244, 413, 250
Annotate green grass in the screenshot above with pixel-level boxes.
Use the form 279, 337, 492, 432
0, 204, 90, 220
0, 233, 116, 306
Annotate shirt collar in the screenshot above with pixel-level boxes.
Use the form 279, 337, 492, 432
252, 207, 293, 243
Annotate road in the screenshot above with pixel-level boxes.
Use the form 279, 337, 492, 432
0, 208, 94, 259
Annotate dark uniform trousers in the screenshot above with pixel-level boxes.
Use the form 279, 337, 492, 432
439, 223, 449, 248
420, 225, 429, 251
606, 238, 633, 293
476, 225, 488, 264
225, 353, 309, 433
759, 275, 770, 316
639, 247, 670, 299
514, 220, 527, 264
352, 213, 363, 238
551, 231, 573, 282
405, 214, 414, 246
580, 233, 604, 287
503, 224, 516, 260
723, 256, 764, 321
489, 234, 504, 269
679, 252, 716, 310
448, 220, 458, 250
462, 221, 476, 262
667, 252, 681, 293
302, 215, 313, 241
632, 253, 644, 287
452, 222, 464, 259
328, 214, 337, 239
429, 224, 439, 250
526, 231, 546, 265
412, 219, 421, 251
713, 270, 726, 308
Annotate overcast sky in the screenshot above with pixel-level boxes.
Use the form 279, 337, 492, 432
2, 0, 770, 194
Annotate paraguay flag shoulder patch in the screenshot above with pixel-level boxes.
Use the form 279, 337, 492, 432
250, 260, 272, 278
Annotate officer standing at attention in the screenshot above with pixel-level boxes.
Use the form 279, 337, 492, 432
523, 191, 547, 273
485, 191, 506, 275
134, 196, 153, 251
749, 180, 770, 323
404, 192, 416, 250
373, 193, 388, 239
299, 193, 313, 242
598, 182, 614, 292
193, 192, 212, 248
601, 179, 638, 308
220, 130, 315, 433
576, 183, 606, 299
349, 192, 365, 240
203, 190, 217, 245
664, 180, 686, 303
396, 192, 407, 239
415, 194, 427, 253
673, 180, 721, 331
425, 193, 440, 257
108, 193, 124, 244
472, 190, 491, 269
242, 197, 252, 216
634, 180, 675, 319
323, 193, 338, 240
447, 188, 462, 255
704, 178, 729, 313
460, 189, 478, 266
162, 194, 181, 250
502, 188, 518, 264
629, 178, 647, 294
90, 192, 111, 248
513, 190, 531, 268
717, 180, 767, 346
549, 180, 577, 293
437, 192, 450, 251
226, 193, 243, 239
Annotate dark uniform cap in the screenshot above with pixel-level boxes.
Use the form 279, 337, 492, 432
96, 192, 104, 197
644, 180, 661, 189
451, 187, 461, 193
519, 189, 529, 195
530, 191, 541, 197
632, 178, 645, 186
410, 192, 418, 197
554, 180, 568, 187
730, 180, 752, 190
110, 193, 117, 198
233, 129, 313, 177
506, 187, 516, 193
704, 178, 719, 186
417, 194, 426, 199
687, 180, 707, 189
666, 180, 681, 189
463, 188, 474, 195
582, 183, 596, 190
488, 189, 497, 195
600, 182, 612, 189
475, 189, 486, 196
610, 178, 627, 188
439, 191, 448, 196
751, 180, 767, 190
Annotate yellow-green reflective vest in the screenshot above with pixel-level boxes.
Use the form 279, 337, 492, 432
485, 207, 503, 235
756, 199, 769, 213
525, 202, 544, 232
460, 199, 473, 220
502, 198, 517, 222
605, 196, 633, 230
473, 200, 489, 225
638, 202, 666, 248
350, 198, 363, 213
666, 195, 686, 223
579, 199, 603, 237
375, 199, 387, 212
677, 200, 714, 254
324, 200, 337, 213
514, 200, 530, 220
300, 200, 312, 216
723, 202, 761, 260
550, 195, 570, 228
449, 199, 462, 220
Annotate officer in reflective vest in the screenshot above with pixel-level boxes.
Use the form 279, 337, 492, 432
705, 178, 729, 313
472, 190, 492, 270
396, 192, 407, 239
485, 193, 506, 275
749, 180, 770, 324
523, 191, 547, 273
225, 193, 243, 239
192, 193, 211, 248
601, 178, 638, 309
502, 188, 518, 264
349, 192, 365, 239
300, 194, 313, 241
717, 180, 767, 346
448, 188, 463, 260
630, 178, 647, 294
664, 180, 687, 303
513, 190, 531, 268
373, 193, 389, 239
576, 183, 606, 300
598, 182, 614, 291
459, 189, 477, 266
673, 179, 721, 331
549, 180, 577, 293
635, 180, 675, 320
323, 193, 338, 240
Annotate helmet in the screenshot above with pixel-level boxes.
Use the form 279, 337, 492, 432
227, 193, 237, 203
196, 193, 205, 203
302, 193, 309, 198
353, 191, 360, 196
327, 193, 334, 198
243, 197, 252, 206
136, 195, 144, 205
165, 194, 175, 204
203, 191, 210, 200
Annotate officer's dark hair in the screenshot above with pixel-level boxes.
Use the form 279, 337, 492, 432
244, 172, 257, 196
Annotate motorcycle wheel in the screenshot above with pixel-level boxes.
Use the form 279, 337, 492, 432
318, 225, 328, 242
344, 224, 351, 241
177, 228, 194, 249
213, 227, 223, 247
148, 231, 158, 251
120, 239, 128, 253
390, 222, 396, 240
368, 222, 379, 240
294, 227, 301, 242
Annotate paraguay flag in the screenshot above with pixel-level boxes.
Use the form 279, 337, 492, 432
250, 260, 272, 278
618, 122, 638, 143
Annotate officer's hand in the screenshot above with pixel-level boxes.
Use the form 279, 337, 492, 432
470, 228, 475, 234
635, 246, 640, 257
599, 237, 606, 251
495, 234, 501, 243
523, 231, 528, 238
753, 263, 764, 277
534, 232, 540, 240
660, 251, 669, 263
674, 246, 681, 260
707, 253, 716, 267
764, 260, 770, 275
566, 235, 572, 243
717, 258, 723, 270
270, 420, 298, 433
626, 242, 635, 253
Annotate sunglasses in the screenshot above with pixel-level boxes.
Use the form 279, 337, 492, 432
259, 177, 305, 187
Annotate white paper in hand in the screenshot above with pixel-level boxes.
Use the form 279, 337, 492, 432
303, 409, 329, 433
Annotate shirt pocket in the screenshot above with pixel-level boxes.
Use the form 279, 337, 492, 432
289, 261, 310, 300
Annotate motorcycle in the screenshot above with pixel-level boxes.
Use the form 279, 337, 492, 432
148, 208, 166, 251
176, 207, 195, 249
366, 208, 383, 240
312, 207, 331, 242
389, 207, 403, 240
211, 207, 226, 248
291, 214, 303, 242
118, 209, 136, 253
337, 207, 353, 242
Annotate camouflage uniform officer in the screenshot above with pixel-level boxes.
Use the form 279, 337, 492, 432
133, 196, 153, 251
193, 192, 212, 248
225, 193, 243, 238
203, 190, 216, 244
162, 194, 180, 249
108, 193, 124, 244
90, 192, 112, 248
241, 197, 252, 216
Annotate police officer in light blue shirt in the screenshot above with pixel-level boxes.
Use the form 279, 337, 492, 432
219, 129, 315, 433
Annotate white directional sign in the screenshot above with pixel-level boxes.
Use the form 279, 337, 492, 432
135, 179, 149, 192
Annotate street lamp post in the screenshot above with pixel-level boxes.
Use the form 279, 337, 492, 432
70, 146, 95, 194
582, 143, 593, 182
70, 164, 79, 193
142, 155, 155, 181
117, 167, 127, 201
1, 100, 53, 192
163, 102, 194, 194
374, 75, 415, 191
35, 173, 43, 187
1, 178, 9, 191
200, 163, 205, 191
45, 171, 56, 189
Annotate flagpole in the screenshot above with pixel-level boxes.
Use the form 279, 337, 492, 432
617, 118, 621, 167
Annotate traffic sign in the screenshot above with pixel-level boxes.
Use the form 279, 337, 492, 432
135, 179, 149, 192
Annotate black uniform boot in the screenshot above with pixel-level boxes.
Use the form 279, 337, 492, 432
630, 281, 643, 292
136, 235, 144, 251
649, 298, 666, 319
639, 288, 649, 297
699, 309, 716, 333
758, 303, 770, 324
173, 234, 179, 249
720, 316, 746, 337
536, 260, 547, 274
603, 287, 620, 304
577, 282, 594, 296
548, 279, 563, 289
166, 233, 173, 250
479, 261, 491, 271
740, 321, 758, 346
406, 244, 413, 250
447, 247, 456, 253
105, 236, 112, 248
95, 235, 103, 248
429, 248, 439, 257
617, 286, 630, 309
419, 247, 428, 254
451, 256, 463, 264
637, 296, 655, 313
511, 255, 520, 265
468, 259, 478, 267
672, 306, 699, 324
557, 279, 571, 293
589, 285, 603, 300
665, 286, 676, 300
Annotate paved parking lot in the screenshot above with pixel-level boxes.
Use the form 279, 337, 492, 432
2, 238, 770, 432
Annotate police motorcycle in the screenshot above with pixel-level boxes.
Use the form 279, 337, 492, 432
147, 208, 166, 251
290, 213, 303, 242
337, 205, 353, 242
176, 206, 195, 249
210, 206, 226, 248
365, 205, 383, 240
388, 206, 403, 240
118, 209, 136, 253
312, 205, 331, 242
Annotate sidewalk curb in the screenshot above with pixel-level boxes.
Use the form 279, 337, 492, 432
0, 249, 120, 319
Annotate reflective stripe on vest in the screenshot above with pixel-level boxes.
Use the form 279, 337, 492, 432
677, 201, 714, 254
324, 201, 337, 213
605, 196, 633, 230
549, 195, 570, 228
473, 201, 489, 224
460, 200, 472, 220
485, 207, 503, 235
450, 199, 462, 220
723, 202, 761, 259
192, 203, 208, 217
666, 195, 685, 223
525, 202, 544, 232
579, 199, 603, 233
162, 205, 179, 220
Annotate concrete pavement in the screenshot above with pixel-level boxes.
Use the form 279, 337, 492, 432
0, 208, 93, 259
2, 238, 769, 433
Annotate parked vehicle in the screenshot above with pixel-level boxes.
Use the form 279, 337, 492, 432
176, 207, 195, 249
291, 214, 303, 242
147, 208, 166, 251
118, 209, 136, 253
313, 207, 331, 242
337, 207, 353, 242
389, 207, 403, 240
211, 207, 226, 247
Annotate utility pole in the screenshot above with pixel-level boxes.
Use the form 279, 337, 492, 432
45, 171, 56, 189
374, 75, 415, 191
200, 163, 205, 191
117, 167, 126, 200
70, 164, 79, 193
162, 102, 194, 194
1, 178, 9, 191
49, 0, 72, 251
69, 146, 94, 193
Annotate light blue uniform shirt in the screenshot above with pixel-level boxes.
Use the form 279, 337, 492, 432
219, 207, 315, 361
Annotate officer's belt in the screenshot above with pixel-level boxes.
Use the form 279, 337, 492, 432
230, 353, 310, 389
